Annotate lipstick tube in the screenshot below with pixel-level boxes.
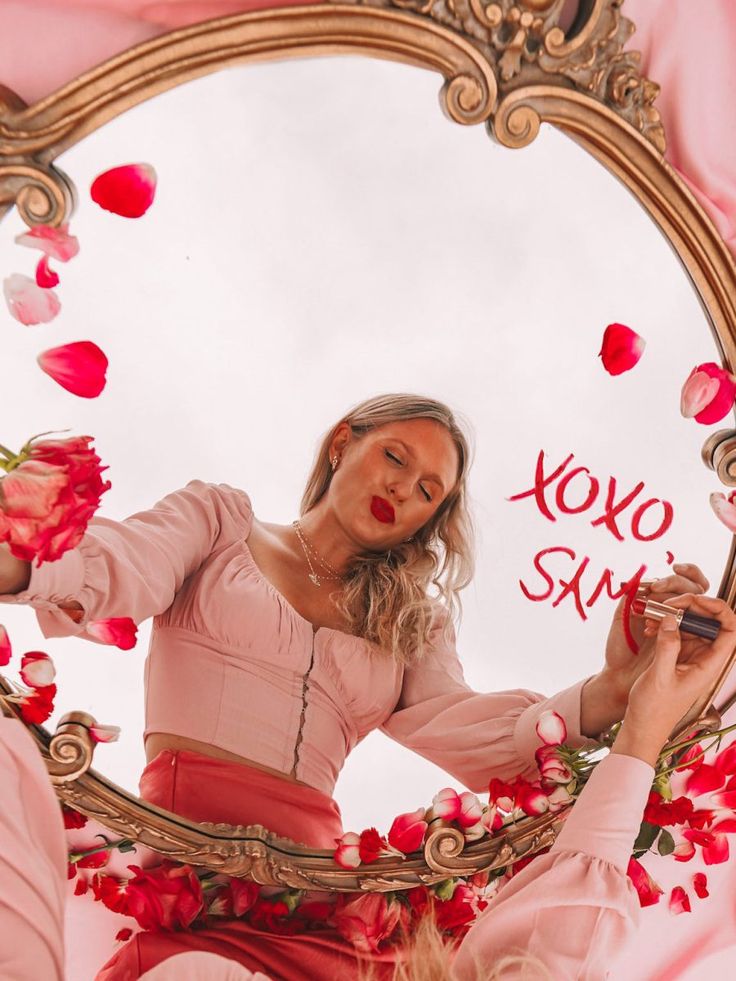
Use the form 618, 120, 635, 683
631, 597, 721, 641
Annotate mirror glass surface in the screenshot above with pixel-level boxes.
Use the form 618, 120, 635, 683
0, 56, 727, 834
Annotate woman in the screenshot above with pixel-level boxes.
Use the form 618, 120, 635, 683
0, 393, 711, 978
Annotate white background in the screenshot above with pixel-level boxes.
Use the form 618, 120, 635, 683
0, 56, 730, 842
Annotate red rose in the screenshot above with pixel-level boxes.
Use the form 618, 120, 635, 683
387, 808, 428, 854
91, 873, 130, 915
124, 863, 204, 932
0, 435, 110, 565
434, 884, 477, 937
62, 806, 88, 830
643, 792, 694, 828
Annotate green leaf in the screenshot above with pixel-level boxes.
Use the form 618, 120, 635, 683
633, 821, 659, 853
433, 878, 456, 901
657, 829, 675, 856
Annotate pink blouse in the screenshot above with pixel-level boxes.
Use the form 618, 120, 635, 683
0, 479, 600, 797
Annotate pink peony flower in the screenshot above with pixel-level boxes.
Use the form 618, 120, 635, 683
19, 651, 55, 688
0, 625, 11, 667
680, 363, 736, 424
35, 256, 59, 288
86, 617, 137, 650
535, 710, 567, 746
3, 274, 60, 325
334, 832, 361, 869
333, 893, 402, 954
37, 341, 108, 398
15, 224, 79, 261
91, 164, 157, 218
669, 885, 691, 914
599, 323, 646, 376
387, 808, 428, 854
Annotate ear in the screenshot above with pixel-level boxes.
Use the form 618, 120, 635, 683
329, 422, 352, 458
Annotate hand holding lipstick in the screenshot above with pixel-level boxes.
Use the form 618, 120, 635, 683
613, 594, 736, 766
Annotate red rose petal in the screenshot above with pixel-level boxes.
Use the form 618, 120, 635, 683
90, 164, 157, 218
681, 363, 736, 425
3, 274, 60, 325
37, 341, 108, 398
599, 323, 646, 376
35, 256, 60, 288
693, 872, 709, 899
15, 224, 79, 262
0, 625, 11, 667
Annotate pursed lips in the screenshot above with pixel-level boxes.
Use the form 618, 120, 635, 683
371, 496, 395, 523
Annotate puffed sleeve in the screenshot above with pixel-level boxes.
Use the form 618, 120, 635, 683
0, 479, 251, 643
380, 606, 601, 790
452, 751, 653, 981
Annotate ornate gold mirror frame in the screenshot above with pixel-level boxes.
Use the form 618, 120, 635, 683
2, 0, 736, 891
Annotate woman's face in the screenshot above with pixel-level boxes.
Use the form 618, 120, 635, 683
328, 418, 460, 550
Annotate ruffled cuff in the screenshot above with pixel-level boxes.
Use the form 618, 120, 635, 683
513, 675, 602, 769
552, 751, 654, 872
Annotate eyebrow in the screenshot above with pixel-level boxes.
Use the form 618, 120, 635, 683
391, 439, 447, 493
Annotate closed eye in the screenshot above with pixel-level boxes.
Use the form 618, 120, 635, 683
385, 449, 432, 502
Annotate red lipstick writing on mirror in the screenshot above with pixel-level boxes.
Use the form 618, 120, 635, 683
631, 597, 721, 641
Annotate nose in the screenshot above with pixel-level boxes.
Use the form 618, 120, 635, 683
387, 477, 412, 503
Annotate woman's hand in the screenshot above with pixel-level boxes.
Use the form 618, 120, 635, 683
611, 594, 736, 766
580, 564, 710, 736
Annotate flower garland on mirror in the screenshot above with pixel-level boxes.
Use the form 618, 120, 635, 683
56, 707, 736, 957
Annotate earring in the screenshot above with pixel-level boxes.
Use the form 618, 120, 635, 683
330, 456, 338, 471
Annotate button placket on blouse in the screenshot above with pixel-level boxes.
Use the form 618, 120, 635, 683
290, 627, 317, 779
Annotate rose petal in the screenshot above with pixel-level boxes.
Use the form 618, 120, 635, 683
90, 164, 157, 218
431, 788, 462, 822
0, 625, 11, 667
703, 834, 729, 865
456, 792, 484, 829
715, 742, 736, 776
669, 886, 691, 914
686, 764, 725, 796
37, 341, 108, 398
35, 256, 60, 288
599, 323, 646, 376
673, 841, 696, 862
86, 617, 137, 650
334, 832, 361, 870
710, 493, 736, 533
680, 371, 721, 418
15, 224, 79, 262
3, 274, 61, 325
115, 928, 133, 942
535, 709, 567, 746
681, 363, 736, 424
19, 651, 56, 688
90, 724, 121, 744
692, 872, 709, 899
387, 808, 428, 854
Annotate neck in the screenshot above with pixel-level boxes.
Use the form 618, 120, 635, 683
293, 505, 360, 576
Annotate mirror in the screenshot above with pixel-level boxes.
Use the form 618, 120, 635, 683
1, 47, 731, 825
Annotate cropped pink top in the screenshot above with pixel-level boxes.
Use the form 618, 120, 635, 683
0, 480, 600, 796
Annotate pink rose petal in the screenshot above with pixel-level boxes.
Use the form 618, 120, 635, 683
535, 709, 567, 746
90, 723, 121, 744
86, 617, 137, 650
710, 493, 736, 533
456, 791, 483, 829
3, 274, 60, 325
680, 363, 736, 424
0, 625, 11, 667
673, 841, 696, 862
669, 885, 691, 914
35, 256, 60, 288
431, 787, 462, 822
703, 835, 729, 865
37, 341, 108, 398
599, 323, 646, 376
15, 224, 79, 262
19, 651, 56, 688
90, 164, 157, 218
334, 832, 361, 869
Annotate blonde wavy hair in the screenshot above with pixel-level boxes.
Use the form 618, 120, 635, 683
358, 915, 554, 981
299, 394, 475, 664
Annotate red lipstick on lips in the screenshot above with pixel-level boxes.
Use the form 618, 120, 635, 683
371, 496, 395, 523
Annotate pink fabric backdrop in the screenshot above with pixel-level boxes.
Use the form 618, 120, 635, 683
1, 1, 736, 978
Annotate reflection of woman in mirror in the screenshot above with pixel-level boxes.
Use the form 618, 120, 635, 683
0, 393, 712, 978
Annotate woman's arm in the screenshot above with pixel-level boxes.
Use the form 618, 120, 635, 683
0, 542, 31, 594
452, 598, 736, 980
0, 480, 252, 641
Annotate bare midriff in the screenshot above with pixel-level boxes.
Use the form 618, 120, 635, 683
144, 732, 314, 788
